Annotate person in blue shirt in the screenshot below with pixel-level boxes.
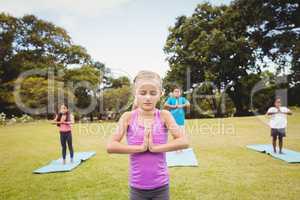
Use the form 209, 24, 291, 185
164, 86, 190, 127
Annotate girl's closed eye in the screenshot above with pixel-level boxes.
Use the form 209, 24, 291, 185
138, 90, 158, 96
139, 90, 147, 95
150, 90, 158, 96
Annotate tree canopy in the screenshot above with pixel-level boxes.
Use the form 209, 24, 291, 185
164, 0, 299, 117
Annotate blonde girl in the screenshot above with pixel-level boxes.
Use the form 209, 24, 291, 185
107, 70, 189, 200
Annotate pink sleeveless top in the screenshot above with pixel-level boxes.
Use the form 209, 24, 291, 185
127, 109, 169, 189
59, 114, 71, 133
59, 123, 71, 132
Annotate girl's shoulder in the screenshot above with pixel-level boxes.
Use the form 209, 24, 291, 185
120, 111, 135, 125
160, 109, 170, 115
267, 107, 276, 111
159, 109, 172, 123
279, 106, 289, 111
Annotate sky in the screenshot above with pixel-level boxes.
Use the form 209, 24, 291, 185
0, 0, 232, 79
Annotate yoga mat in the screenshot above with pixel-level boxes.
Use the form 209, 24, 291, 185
246, 144, 300, 163
33, 151, 96, 174
166, 148, 198, 167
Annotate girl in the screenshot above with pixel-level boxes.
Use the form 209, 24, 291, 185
107, 70, 189, 200
266, 97, 292, 154
52, 104, 75, 164
164, 86, 190, 128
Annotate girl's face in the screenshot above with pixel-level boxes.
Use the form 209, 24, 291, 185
59, 105, 68, 114
135, 80, 161, 111
173, 88, 181, 98
274, 99, 281, 108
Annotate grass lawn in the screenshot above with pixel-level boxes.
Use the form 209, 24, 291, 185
0, 109, 300, 200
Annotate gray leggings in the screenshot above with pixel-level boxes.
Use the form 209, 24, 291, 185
130, 184, 169, 200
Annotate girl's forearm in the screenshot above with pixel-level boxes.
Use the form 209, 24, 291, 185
107, 142, 143, 154
164, 104, 170, 109
150, 137, 189, 153
181, 103, 190, 108
165, 104, 176, 109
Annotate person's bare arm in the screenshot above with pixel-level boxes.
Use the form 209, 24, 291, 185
266, 108, 278, 115
281, 109, 292, 115
178, 101, 190, 109
164, 103, 177, 110
185, 101, 190, 108
286, 110, 293, 115
148, 110, 189, 153
51, 114, 61, 124
62, 114, 75, 124
106, 112, 148, 154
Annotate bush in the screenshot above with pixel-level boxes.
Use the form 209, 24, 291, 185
1, 113, 34, 125
0, 112, 6, 125
18, 114, 34, 123
8, 115, 17, 125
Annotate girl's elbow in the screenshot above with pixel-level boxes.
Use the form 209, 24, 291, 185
182, 137, 189, 148
106, 143, 115, 153
184, 141, 189, 149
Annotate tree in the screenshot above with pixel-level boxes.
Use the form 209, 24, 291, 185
103, 85, 132, 119
0, 13, 91, 82
232, 0, 300, 77
0, 13, 92, 115
232, 0, 300, 107
164, 3, 257, 116
63, 65, 103, 121
0, 76, 74, 117
164, 1, 299, 116
107, 76, 131, 89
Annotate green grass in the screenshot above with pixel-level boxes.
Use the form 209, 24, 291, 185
0, 110, 300, 200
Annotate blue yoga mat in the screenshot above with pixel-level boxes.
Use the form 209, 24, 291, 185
246, 144, 300, 163
33, 151, 96, 174
166, 148, 198, 167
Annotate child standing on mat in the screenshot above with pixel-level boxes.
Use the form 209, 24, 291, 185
52, 104, 75, 164
164, 86, 190, 128
266, 97, 292, 154
107, 70, 189, 200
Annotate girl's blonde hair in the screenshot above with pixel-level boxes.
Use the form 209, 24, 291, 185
133, 70, 162, 90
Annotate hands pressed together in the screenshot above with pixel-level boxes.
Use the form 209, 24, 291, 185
171, 104, 184, 109
140, 128, 158, 153
51, 115, 67, 124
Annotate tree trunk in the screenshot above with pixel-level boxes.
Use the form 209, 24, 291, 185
228, 85, 253, 117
